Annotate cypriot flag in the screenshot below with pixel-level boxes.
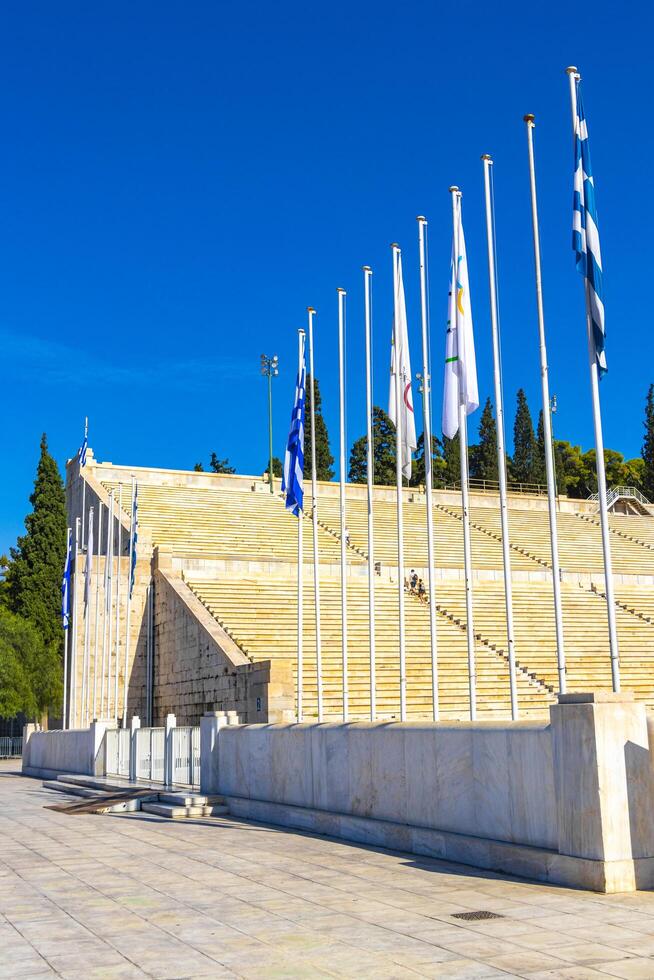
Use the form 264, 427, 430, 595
442, 194, 478, 439
388, 250, 417, 479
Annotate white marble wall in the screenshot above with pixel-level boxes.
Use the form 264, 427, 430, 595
217, 721, 558, 850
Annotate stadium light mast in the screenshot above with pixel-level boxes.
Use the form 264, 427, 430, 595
261, 354, 279, 493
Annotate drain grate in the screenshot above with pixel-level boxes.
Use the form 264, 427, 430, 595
451, 910, 504, 921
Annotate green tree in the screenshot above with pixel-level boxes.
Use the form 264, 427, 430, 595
193, 462, 204, 472
304, 376, 334, 481
5, 435, 67, 653
441, 432, 461, 486
534, 411, 548, 487
0, 606, 59, 719
264, 456, 282, 478
349, 407, 397, 485
208, 453, 236, 474
411, 433, 445, 488
511, 389, 538, 485
470, 398, 498, 483
642, 384, 654, 500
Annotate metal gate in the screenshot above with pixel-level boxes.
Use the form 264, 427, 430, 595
171, 726, 200, 787
105, 729, 131, 777
134, 727, 165, 782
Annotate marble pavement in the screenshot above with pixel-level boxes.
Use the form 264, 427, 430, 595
4, 760, 654, 979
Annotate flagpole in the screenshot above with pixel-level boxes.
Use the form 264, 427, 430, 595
122, 477, 136, 727
565, 67, 620, 692
417, 219, 439, 721
363, 266, 377, 721
81, 417, 88, 551
62, 526, 71, 730
481, 158, 518, 720
101, 490, 113, 716
524, 116, 567, 692
81, 507, 93, 725
391, 244, 408, 722
71, 517, 80, 727
92, 503, 103, 719
337, 287, 349, 721
450, 188, 477, 721
106, 496, 115, 718
296, 329, 305, 723
114, 484, 122, 722
307, 308, 323, 721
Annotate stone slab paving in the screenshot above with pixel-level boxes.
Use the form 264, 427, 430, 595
4, 762, 654, 979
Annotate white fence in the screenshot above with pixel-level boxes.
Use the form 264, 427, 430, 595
0, 736, 22, 758
103, 720, 200, 787
105, 729, 131, 778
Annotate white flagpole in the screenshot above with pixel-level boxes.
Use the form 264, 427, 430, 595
337, 287, 349, 721
417, 219, 439, 721
122, 477, 136, 727
92, 503, 103, 719
62, 526, 71, 729
450, 188, 477, 721
481, 158, 518, 720
565, 67, 620, 692
297, 328, 305, 723
307, 308, 323, 721
524, 116, 567, 692
106, 496, 115, 719
101, 490, 113, 716
391, 244, 408, 722
81, 507, 93, 725
71, 517, 80, 727
114, 484, 122, 722
81, 416, 88, 551
363, 266, 377, 721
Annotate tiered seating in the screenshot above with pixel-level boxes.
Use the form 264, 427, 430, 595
608, 514, 654, 551
316, 497, 538, 570
103, 483, 351, 564
465, 506, 653, 575
433, 579, 654, 706
187, 574, 554, 720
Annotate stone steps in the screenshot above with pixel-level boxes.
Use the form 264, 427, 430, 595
42, 775, 229, 820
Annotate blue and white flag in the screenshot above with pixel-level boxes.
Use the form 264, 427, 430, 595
78, 417, 88, 467
61, 528, 72, 629
573, 79, 606, 376
281, 334, 306, 516
129, 484, 138, 598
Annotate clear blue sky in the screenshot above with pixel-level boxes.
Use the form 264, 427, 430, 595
1, 0, 651, 555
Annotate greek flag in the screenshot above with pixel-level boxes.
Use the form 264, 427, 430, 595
78, 417, 88, 467
61, 528, 72, 629
281, 334, 306, 516
573, 79, 606, 376
129, 484, 138, 598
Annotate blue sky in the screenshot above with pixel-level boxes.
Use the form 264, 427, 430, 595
1, 1, 651, 555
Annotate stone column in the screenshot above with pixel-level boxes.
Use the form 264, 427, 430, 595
550, 692, 654, 891
200, 711, 230, 795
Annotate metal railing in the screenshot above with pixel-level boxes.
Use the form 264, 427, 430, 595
588, 486, 651, 510
102, 721, 201, 787
105, 728, 131, 778
0, 736, 23, 758
439, 478, 550, 497
171, 727, 201, 787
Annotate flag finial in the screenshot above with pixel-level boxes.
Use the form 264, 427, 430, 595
524, 114, 535, 125
307, 306, 316, 314
481, 154, 493, 162
362, 265, 372, 272
565, 65, 578, 75
416, 215, 427, 224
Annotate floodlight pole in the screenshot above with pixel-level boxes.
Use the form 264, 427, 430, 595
261, 354, 279, 493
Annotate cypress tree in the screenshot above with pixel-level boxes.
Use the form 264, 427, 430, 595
511, 389, 538, 485
304, 375, 334, 481
442, 432, 461, 486
349, 407, 396, 485
6, 435, 67, 653
643, 384, 654, 501
412, 433, 444, 488
470, 397, 498, 483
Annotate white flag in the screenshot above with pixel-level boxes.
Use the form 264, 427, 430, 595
442, 195, 479, 439
388, 251, 417, 479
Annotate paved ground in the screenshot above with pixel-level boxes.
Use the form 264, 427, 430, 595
4, 764, 654, 979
